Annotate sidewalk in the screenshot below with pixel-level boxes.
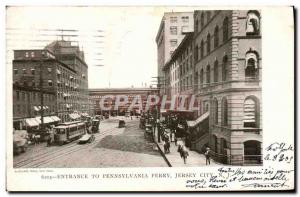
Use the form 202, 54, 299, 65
156, 141, 220, 167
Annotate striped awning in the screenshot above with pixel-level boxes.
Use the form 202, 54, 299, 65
25, 118, 39, 127
35, 116, 54, 124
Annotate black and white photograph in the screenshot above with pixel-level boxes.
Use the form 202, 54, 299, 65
5, 5, 294, 192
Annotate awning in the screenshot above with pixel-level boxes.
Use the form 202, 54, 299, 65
33, 106, 40, 111
25, 118, 39, 127
35, 116, 55, 124
187, 111, 209, 128
50, 116, 61, 122
69, 113, 80, 120
81, 113, 89, 117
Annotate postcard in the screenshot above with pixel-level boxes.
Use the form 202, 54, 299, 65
6, 6, 294, 191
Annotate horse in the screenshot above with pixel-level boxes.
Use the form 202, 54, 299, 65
177, 144, 189, 164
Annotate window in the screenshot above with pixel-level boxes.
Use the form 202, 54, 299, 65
170, 39, 177, 47
214, 98, 218, 124
207, 11, 211, 22
195, 72, 199, 90
204, 103, 209, 112
214, 60, 219, 82
244, 97, 259, 128
31, 52, 35, 58
48, 80, 53, 87
245, 52, 259, 79
201, 13, 205, 29
200, 69, 204, 87
194, 45, 199, 61
223, 17, 229, 42
25, 52, 29, 58
246, 11, 260, 35
170, 16, 177, 23
16, 91, 20, 100
170, 26, 177, 35
214, 26, 219, 48
207, 33, 211, 53
31, 69, 35, 75
206, 65, 211, 84
23, 69, 27, 74
222, 56, 228, 81
47, 68, 52, 73
200, 40, 204, 58
182, 26, 188, 33
14, 69, 18, 75
221, 97, 228, 126
181, 16, 189, 23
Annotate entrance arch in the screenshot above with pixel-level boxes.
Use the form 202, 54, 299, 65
244, 140, 262, 165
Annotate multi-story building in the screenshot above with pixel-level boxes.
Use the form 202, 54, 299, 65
163, 32, 195, 111
193, 10, 262, 165
89, 88, 159, 116
13, 40, 90, 126
156, 12, 194, 88
160, 10, 262, 165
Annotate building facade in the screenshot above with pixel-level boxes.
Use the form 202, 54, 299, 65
13, 40, 90, 125
156, 12, 194, 86
161, 10, 262, 165
89, 88, 159, 116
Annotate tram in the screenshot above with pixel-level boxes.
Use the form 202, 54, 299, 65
54, 121, 86, 145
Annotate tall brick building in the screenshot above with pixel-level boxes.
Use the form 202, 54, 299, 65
13, 40, 90, 128
160, 10, 262, 165
156, 12, 194, 88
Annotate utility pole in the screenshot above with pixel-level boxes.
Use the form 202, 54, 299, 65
39, 51, 46, 132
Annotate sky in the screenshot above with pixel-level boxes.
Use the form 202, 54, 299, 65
6, 6, 197, 89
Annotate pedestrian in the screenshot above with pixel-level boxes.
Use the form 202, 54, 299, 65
205, 147, 211, 165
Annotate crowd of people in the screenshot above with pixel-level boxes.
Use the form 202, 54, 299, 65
140, 112, 212, 165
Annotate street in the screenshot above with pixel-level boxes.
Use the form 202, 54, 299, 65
13, 118, 168, 168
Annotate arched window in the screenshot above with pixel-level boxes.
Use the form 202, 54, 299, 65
246, 11, 260, 35
245, 51, 259, 79
195, 71, 199, 90
206, 65, 211, 84
222, 55, 228, 81
214, 98, 218, 124
194, 45, 199, 61
207, 11, 211, 22
205, 103, 209, 112
223, 17, 229, 42
207, 33, 211, 54
244, 97, 260, 128
201, 13, 205, 29
214, 26, 219, 48
200, 69, 204, 87
200, 40, 204, 58
221, 97, 228, 126
214, 60, 219, 82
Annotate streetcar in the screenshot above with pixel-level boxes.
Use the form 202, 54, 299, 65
54, 121, 86, 145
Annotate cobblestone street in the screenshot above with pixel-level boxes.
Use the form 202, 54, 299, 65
13, 118, 168, 168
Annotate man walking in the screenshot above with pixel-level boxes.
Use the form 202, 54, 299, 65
205, 147, 211, 165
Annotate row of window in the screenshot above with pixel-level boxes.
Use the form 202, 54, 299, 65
169, 26, 190, 35
13, 104, 55, 116
196, 51, 259, 86
15, 91, 54, 102
170, 16, 190, 23
212, 96, 260, 128
194, 17, 229, 62
195, 11, 260, 36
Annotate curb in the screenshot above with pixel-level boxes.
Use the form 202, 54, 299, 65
155, 141, 172, 167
